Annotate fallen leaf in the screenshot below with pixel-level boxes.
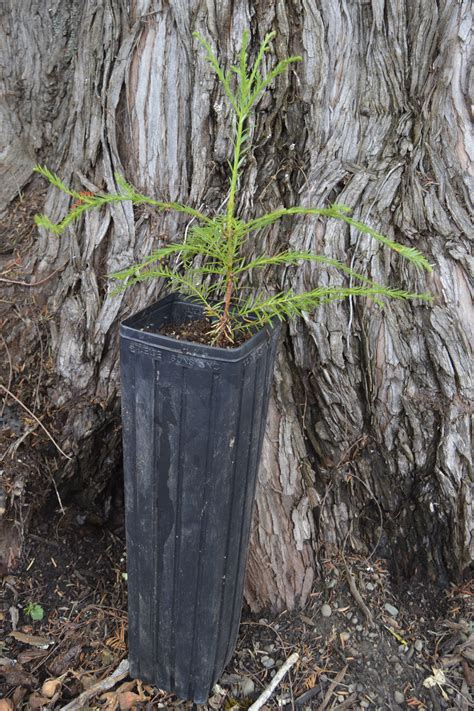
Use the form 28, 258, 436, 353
423, 667, 446, 688
41, 678, 61, 698
17, 649, 48, 664
0, 700, 14, 711
462, 660, 474, 686
27, 693, 50, 710
0, 664, 38, 689
117, 680, 136, 694
100, 690, 119, 711
9, 606, 19, 631
9, 631, 52, 649
12, 687, 27, 707
118, 691, 141, 709
47, 644, 82, 676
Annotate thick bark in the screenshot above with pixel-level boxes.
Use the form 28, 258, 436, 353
1, 0, 472, 611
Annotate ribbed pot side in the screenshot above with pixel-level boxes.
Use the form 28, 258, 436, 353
119, 294, 280, 703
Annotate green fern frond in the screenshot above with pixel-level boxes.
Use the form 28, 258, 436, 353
193, 33, 239, 114
234, 250, 376, 286
235, 285, 432, 331
241, 206, 432, 272
34, 165, 82, 199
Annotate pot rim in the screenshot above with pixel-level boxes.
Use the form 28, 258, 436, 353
120, 293, 280, 364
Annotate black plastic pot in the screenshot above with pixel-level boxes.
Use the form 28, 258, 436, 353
120, 294, 280, 703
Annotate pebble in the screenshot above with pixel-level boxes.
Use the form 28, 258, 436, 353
261, 655, 275, 668
394, 691, 405, 704
384, 603, 399, 617
360, 701, 370, 708
340, 631, 351, 642
366, 582, 375, 591
356, 684, 365, 693
414, 639, 423, 652
356, 624, 363, 632
240, 677, 255, 697
394, 663, 404, 675
321, 604, 332, 618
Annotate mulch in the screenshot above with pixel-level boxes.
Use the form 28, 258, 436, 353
0, 499, 472, 710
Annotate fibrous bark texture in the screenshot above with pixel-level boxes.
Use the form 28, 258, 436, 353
1, 0, 472, 612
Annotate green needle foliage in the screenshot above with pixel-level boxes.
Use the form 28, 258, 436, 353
35, 30, 432, 346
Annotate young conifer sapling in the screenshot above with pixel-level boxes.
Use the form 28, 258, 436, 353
35, 31, 432, 346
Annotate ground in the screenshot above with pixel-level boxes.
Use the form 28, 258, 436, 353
0, 188, 472, 710
0, 501, 472, 710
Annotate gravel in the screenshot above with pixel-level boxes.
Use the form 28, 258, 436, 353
321, 604, 332, 618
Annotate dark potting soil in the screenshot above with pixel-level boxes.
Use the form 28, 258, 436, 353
143, 318, 252, 348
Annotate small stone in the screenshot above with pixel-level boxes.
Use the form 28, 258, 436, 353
384, 603, 399, 617
240, 677, 255, 697
340, 631, 351, 642
261, 656, 275, 668
414, 639, 423, 652
321, 604, 332, 618
394, 691, 405, 704
346, 646, 360, 657
356, 684, 365, 693
360, 701, 370, 708
366, 582, 375, 591
394, 663, 403, 675
356, 625, 363, 632
352, 616, 359, 624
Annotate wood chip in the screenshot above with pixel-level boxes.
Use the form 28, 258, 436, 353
9, 631, 52, 648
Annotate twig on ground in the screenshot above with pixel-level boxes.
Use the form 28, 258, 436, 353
318, 665, 347, 711
0, 383, 72, 461
0, 333, 13, 417
332, 693, 358, 710
344, 561, 374, 627
60, 659, 129, 711
248, 652, 299, 711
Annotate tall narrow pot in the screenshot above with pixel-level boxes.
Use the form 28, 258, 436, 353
120, 294, 280, 703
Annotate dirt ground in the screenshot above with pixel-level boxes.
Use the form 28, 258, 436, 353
0, 496, 472, 710
0, 188, 473, 710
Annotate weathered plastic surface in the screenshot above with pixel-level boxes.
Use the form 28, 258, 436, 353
120, 294, 280, 703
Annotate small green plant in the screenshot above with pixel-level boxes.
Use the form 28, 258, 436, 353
24, 601, 44, 622
35, 31, 432, 346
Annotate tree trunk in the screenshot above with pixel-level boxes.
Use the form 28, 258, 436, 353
1, 0, 471, 611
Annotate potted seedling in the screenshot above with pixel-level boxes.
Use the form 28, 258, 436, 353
35, 31, 431, 704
